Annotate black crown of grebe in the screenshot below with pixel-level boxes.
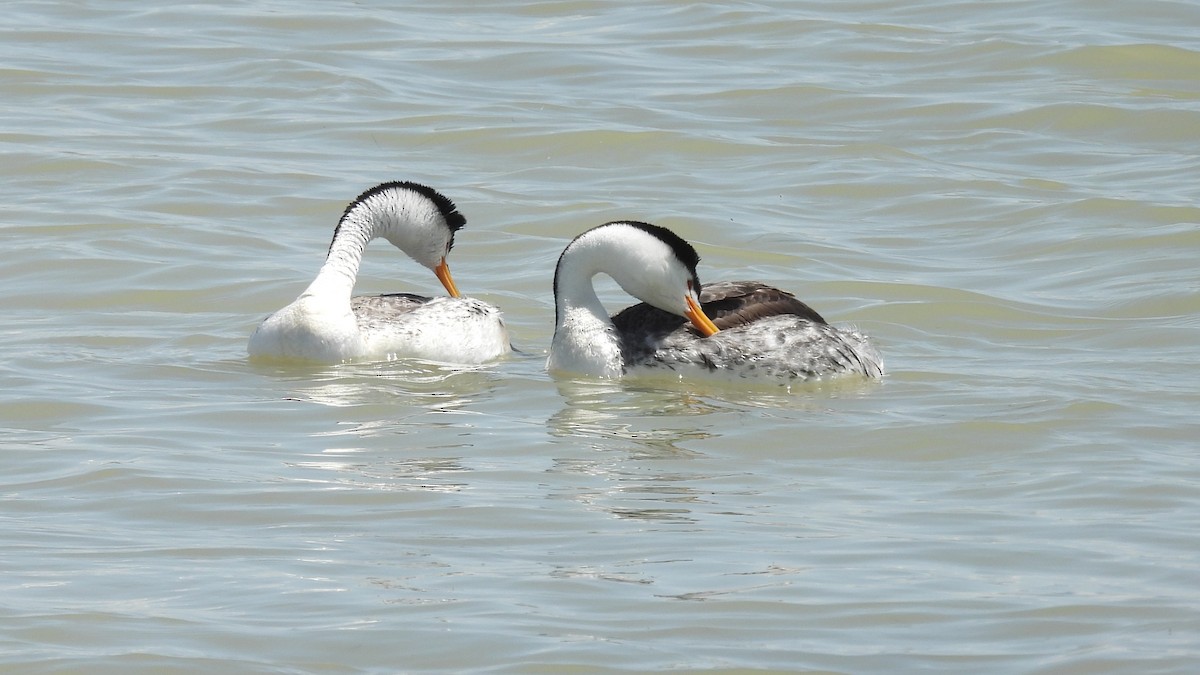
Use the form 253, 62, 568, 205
547, 220, 883, 382
247, 181, 510, 364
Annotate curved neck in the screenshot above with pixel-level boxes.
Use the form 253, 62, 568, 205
549, 236, 626, 377
303, 214, 373, 300
553, 236, 616, 330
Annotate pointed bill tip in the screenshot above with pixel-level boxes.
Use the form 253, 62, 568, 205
435, 258, 461, 298
684, 295, 719, 337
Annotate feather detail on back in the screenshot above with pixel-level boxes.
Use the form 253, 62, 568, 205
612, 281, 828, 336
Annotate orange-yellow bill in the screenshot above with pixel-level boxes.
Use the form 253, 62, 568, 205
434, 258, 461, 298
685, 295, 719, 337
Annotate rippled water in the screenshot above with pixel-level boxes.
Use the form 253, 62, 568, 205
3, 1, 1199, 672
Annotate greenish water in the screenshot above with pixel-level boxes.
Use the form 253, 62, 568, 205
3, 1, 1199, 672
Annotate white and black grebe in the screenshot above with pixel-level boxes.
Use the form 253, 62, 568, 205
547, 221, 883, 382
248, 181, 510, 364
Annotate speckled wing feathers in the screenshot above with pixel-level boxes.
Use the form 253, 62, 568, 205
349, 293, 430, 332
611, 281, 882, 381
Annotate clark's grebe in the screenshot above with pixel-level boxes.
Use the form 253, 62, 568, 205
547, 221, 882, 381
247, 181, 509, 364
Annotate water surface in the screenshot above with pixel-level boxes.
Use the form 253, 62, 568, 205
3, 1, 1199, 672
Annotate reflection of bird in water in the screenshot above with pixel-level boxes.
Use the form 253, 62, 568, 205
548, 221, 883, 382
545, 378, 717, 450
248, 181, 509, 364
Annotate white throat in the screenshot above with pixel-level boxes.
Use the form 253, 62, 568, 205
548, 233, 625, 377
548, 224, 688, 378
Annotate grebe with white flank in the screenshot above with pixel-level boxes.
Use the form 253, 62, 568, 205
248, 181, 509, 364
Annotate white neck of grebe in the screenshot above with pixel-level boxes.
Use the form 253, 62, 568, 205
302, 215, 371, 300
548, 231, 636, 378
548, 221, 709, 378
300, 189, 448, 301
